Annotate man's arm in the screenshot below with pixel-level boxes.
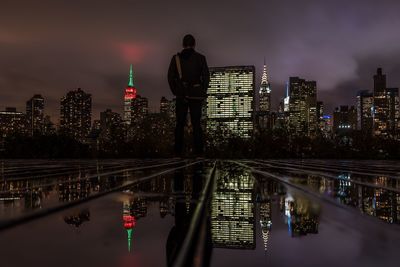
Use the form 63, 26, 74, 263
200, 55, 210, 95
168, 55, 178, 96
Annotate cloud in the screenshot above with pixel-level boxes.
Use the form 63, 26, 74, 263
1, 0, 400, 119
114, 41, 156, 64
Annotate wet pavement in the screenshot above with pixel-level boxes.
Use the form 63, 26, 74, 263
0, 159, 399, 267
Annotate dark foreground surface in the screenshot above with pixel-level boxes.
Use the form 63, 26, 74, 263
0, 159, 399, 267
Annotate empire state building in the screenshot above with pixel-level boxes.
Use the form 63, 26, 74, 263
124, 64, 137, 125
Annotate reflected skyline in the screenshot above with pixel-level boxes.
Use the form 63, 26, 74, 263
1, 160, 400, 267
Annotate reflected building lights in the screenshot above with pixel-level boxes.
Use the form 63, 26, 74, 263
283, 194, 319, 237
122, 196, 147, 252
211, 167, 256, 249
123, 200, 136, 252
259, 200, 272, 251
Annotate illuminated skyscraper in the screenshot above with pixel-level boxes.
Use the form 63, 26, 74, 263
160, 96, 169, 113
160, 97, 175, 119
207, 66, 255, 138
99, 109, 123, 143
357, 90, 373, 134
26, 94, 44, 136
320, 115, 333, 138
284, 82, 290, 112
256, 62, 274, 131
387, 88, 400, 137
124, 64, 137, 125
373, 68, 400, 137
100, 109, 122, 130
0, 107, 27, 138
288, 77, 317, 136
259, 62, 271, 113
373, 68, 387, 136
60, 88, 92, 141
316, 101, 324, 121
131, 95, 148, 124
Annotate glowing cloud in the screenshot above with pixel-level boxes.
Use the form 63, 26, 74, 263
114, 42, 154, 64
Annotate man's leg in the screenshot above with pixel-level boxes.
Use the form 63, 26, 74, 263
189, 100, 204, 155
175, 97, 188, 156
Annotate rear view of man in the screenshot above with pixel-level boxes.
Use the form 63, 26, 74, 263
168, 34, 210, 157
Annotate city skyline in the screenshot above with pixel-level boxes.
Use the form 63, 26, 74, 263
0, 63, 396, 122
2, 1, 400, 119
1, 65, 398, 144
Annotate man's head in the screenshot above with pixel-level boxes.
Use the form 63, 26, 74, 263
182, 34, 196, 48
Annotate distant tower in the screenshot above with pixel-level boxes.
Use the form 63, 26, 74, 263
288, 77, 317, 136
26, 94, 44, 136
259, 60, 271, 112
60, 88, 92, 141
124, 64, 137, 125
131, 95, 148, 124
372, 68, 400, 137
357, 90, 373, 133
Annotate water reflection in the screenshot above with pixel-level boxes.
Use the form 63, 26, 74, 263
92, 164, 209, 267
259, 200, 272, 251
122, 200, 137, 252
59, 177, 91, 202
211, 164, 323, 255
211, 165, 256, 249
166, 165, 207, 267
255, 179, 274, 252
2, 161, 400, 267
282, 194, 320, 237
121, 196, 147, 252
302, 173, 400, 224
0, 169, 146, 220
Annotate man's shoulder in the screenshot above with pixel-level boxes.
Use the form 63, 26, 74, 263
194, 51, 206, 61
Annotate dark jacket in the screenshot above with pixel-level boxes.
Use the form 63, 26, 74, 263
168, 48, 210, 98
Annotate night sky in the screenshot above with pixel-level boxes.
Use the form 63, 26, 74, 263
1, 0, 400, 121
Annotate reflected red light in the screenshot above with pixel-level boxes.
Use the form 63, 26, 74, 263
124, 87, 137, 100
123, 215, 136, 229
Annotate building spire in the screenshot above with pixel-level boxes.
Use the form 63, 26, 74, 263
127, 228, 132, 252
261, 61, 268, 85
128, 64, 134, 87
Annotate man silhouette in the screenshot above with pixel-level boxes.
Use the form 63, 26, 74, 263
168, 34, 210, 157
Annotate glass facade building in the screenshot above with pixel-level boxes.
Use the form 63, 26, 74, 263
207, 66, 255, 138
288, 77, 317, 136
373, 68, 400, 138
357, 90, 373, 133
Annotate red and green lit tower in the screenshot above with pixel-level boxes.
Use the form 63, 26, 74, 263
123, 201, 136, 252
124, 64, 137, 125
